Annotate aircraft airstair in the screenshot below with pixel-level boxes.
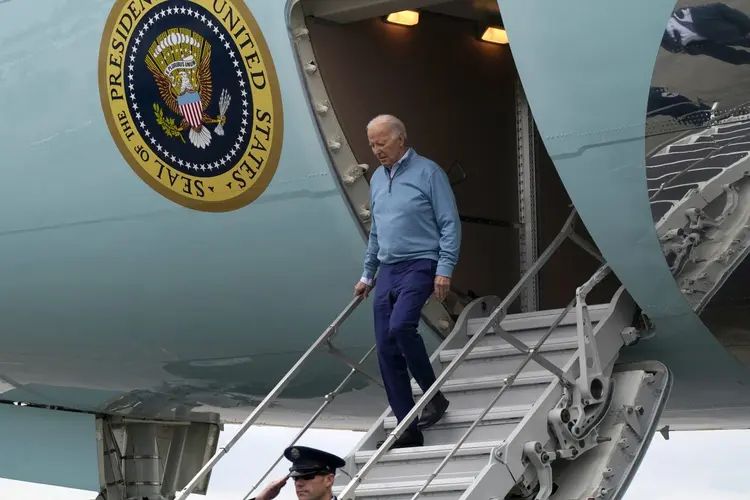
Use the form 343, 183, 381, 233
173, 210, 672, 500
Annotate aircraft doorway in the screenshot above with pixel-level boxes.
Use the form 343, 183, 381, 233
291, 0, 618, 321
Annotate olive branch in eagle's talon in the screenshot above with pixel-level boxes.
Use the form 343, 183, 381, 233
153, 103, 186, 143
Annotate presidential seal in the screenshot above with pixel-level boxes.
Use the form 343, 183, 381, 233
99, 0, 283, 212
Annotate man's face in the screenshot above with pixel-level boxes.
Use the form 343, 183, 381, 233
368, 123, 405, 166
294, 472, 334, 500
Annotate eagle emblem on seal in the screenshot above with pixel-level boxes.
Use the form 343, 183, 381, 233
145, 28, 231, 150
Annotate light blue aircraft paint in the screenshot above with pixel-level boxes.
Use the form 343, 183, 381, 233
0, 404, 99, 491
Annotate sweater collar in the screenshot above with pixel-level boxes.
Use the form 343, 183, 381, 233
384, 148, 414, 177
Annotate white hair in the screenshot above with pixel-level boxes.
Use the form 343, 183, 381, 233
366, 114, 407, 140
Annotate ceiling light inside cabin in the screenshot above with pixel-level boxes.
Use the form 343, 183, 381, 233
481, 26, 509, 44
385, 10, 420, 26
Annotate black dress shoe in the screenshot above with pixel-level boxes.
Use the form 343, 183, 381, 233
377, 428, 424, 449
417, 392, 450, 430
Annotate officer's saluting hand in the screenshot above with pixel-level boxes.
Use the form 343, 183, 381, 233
253, 475, 289, 500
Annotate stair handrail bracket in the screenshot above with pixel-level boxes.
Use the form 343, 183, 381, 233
338, 210, 585, 500
173, 293, 372, 500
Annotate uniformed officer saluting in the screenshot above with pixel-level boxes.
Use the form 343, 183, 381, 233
251, 445, 346, 500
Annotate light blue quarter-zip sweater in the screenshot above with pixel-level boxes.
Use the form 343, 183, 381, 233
362, 148, 461, 280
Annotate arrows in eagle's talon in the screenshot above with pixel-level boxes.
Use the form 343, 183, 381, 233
215, 89, 232, 136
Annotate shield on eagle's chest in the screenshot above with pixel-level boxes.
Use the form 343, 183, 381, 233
177, 91, 203, 128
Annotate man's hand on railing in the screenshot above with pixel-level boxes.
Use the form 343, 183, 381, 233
354, 280, 373, 299
434, 276, 451, 302
253, 476, 289, 500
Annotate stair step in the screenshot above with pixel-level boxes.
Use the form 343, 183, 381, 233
339, 476, 473, 499
440, 337, 578, 362
352, 441, 502, 483
467, 324, 577, 348
355, 440, 503, 463
384, 405, 530, 430
469, 303, 609, 334
464, 305, 607, 348
411, 372, 554, 408
412, 371, 553, 393
383, 406, 530, 446
441, 339, 578, 379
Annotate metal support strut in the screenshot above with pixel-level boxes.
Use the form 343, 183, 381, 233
576, 265, 612, 403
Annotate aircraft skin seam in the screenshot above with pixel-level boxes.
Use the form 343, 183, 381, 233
270, 170, 330, 186
543, 122, 643, 139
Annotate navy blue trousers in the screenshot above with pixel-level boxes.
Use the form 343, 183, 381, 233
374, 258, 439, 431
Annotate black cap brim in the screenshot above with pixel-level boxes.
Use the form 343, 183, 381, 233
288, 468, 332, 478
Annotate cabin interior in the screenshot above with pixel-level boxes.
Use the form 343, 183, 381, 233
294, 0, 621, 313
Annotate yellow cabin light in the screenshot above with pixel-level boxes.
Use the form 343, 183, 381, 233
385, 10, 420, 26
481, 26, 509, 45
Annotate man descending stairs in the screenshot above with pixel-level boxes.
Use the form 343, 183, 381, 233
355, 114, 461, 450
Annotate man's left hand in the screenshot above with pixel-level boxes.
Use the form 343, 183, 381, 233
434, 276, 451, 302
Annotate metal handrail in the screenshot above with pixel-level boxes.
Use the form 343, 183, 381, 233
338, 210, 581, 499
241, 344, 378, 500
408, 263, 611, 499
174, 293, 371, 500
